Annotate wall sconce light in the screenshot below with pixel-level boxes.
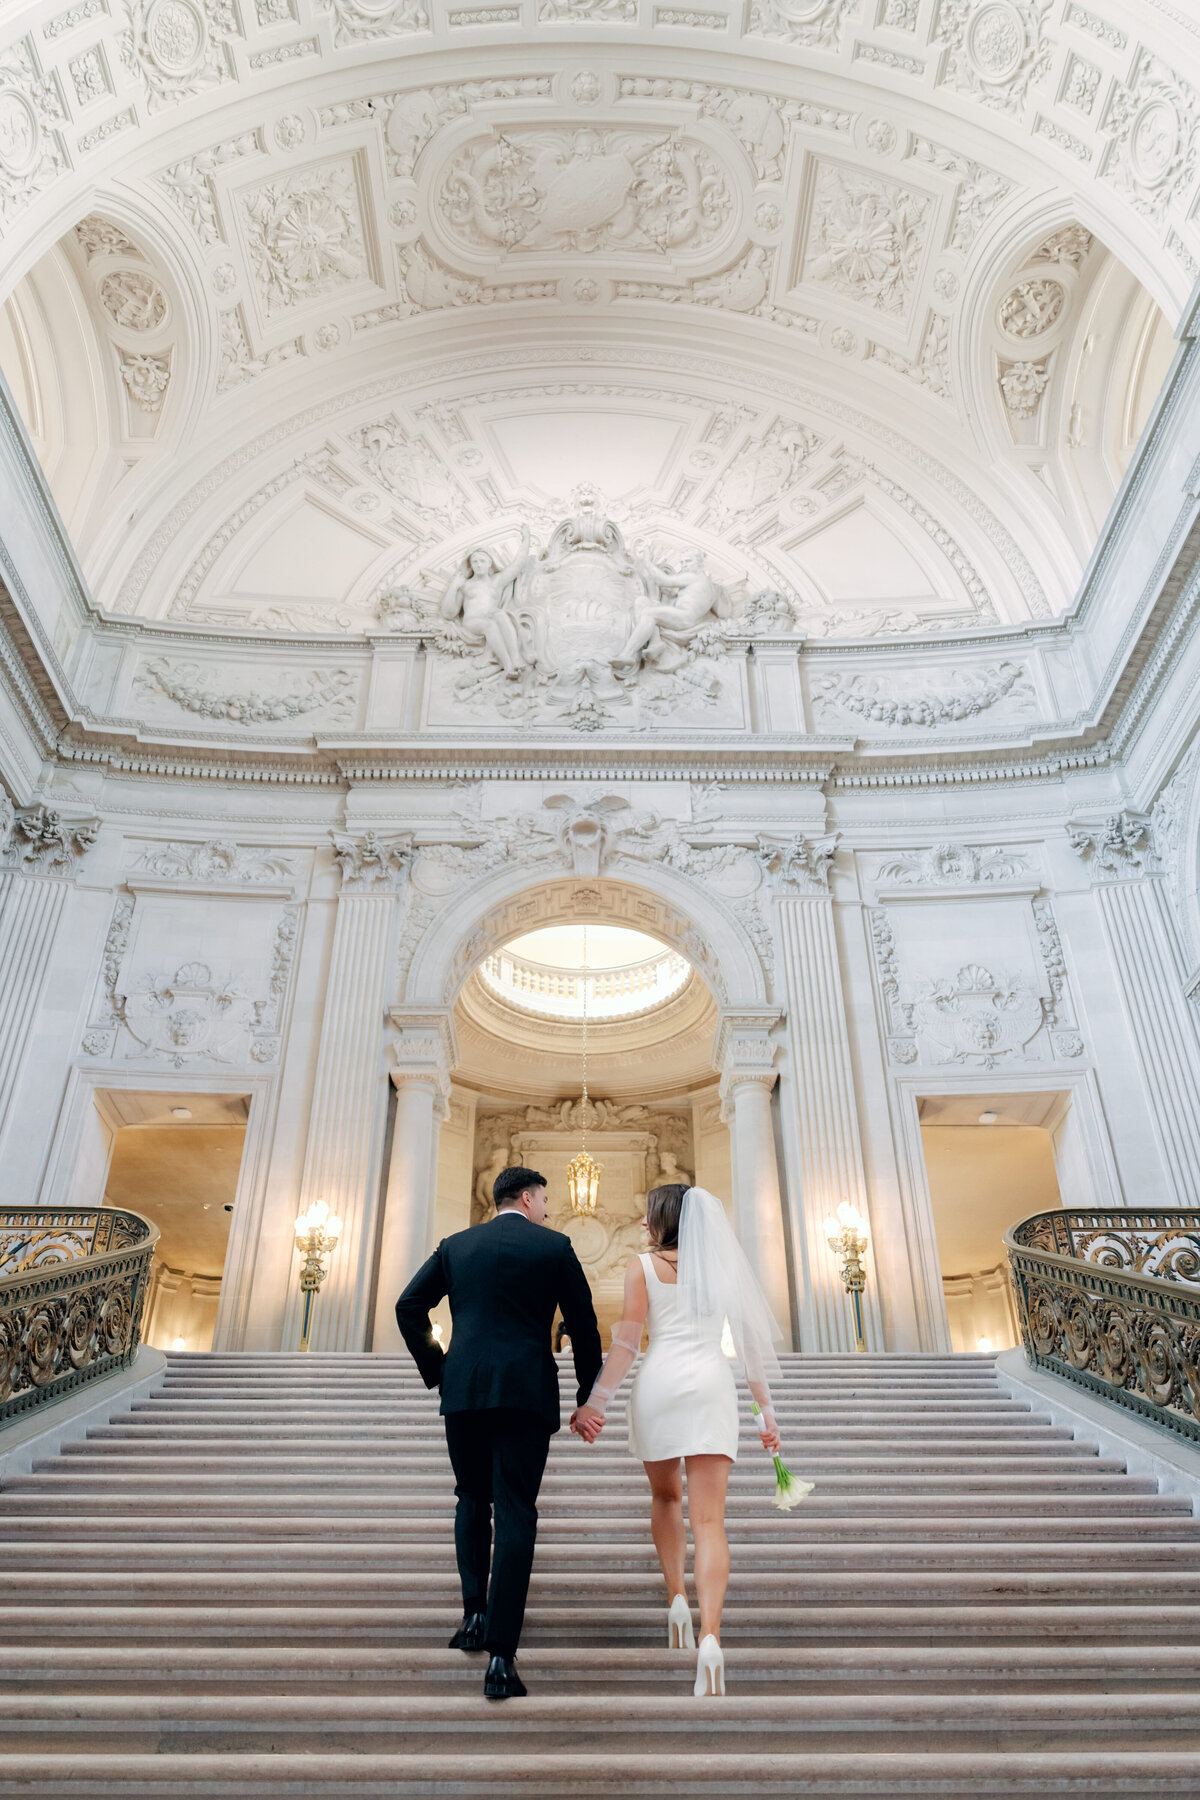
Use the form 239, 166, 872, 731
293, 1198, 342, 1352
824, 1199, 869, 1353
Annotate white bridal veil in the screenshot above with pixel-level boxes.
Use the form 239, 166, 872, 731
677, 1186, 784, 1387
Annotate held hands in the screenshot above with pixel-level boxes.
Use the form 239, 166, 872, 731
570, 1403, 606, 1444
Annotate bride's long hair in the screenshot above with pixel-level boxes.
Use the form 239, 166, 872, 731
645, 1183, 688, 1249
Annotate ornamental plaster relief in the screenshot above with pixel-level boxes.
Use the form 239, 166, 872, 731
813, 659, 1036, 729
149, 382, 1023, 646
1, 802, 99, 875
391, 797, 777, 1006
132, 656, 358, 726
1101, 51, 1200, 225
436, 125, 735, 260
124, 837, 300, 886
119, 0, 240, 113
0, 0, 1196, 324
798, 163, 933, 322
867, 879, 1084, 1068
235, 155, 372, 319
747, 0, 856, 50
80, 887, 299, 1067
5, 29, 1180, 662
933, 0, 1055, 118
0, 36, 67, 226
321, 0, 428, 45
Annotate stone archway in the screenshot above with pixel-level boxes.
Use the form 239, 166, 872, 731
373, 811, 789, 1348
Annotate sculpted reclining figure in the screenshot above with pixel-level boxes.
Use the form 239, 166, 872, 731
440, 526, 531, 678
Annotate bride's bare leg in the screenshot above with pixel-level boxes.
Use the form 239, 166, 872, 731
685, 1454, 732, 1643
644, 1458, 686, 1600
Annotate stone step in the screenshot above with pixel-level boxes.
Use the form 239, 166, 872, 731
3, 1348, 1189, 1795
4, 1567, 1195, 1608
5, 1601, 1199, 1648
1, 1690, 1199, 1756
1, 1488, 1176, 1517
7, 1452, 1140, 1482
36, 1443, 1103, 1472
6, 1643, 1199, 1695
7, 1537, 1193, 1574
91, 1419, 1067, 1440
148, 1387, 1009, 1404
2, 1508, 1193, 1539
2, 1748, 1199, 1795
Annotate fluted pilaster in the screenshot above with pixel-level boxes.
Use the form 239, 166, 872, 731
372, 1008, 455, 1352
775, 895, 879, 1353
293, 891, 397, 1351
1099, 876, 1200, 1204
0, 803, 98, 1157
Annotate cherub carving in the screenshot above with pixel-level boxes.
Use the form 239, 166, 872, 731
440, 526, 531, 678
616, 547, 729, 671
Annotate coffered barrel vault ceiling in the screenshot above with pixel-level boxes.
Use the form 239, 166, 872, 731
0, 0, 1193, 648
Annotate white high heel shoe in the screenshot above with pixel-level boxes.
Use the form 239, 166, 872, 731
667, 1593, 695, 1650
694, 1634, 725, 1697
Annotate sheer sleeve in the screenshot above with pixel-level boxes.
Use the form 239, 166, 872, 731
585, 1256, 648, 1416
587, 1319, 644, 1415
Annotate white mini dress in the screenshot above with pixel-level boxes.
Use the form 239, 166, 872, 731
627, 1252, 740, 1464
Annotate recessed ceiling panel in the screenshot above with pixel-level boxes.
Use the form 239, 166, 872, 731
484, 408, 685, 501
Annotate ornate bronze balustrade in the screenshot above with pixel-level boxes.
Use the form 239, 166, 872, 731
1005, 1207, 1200, 1446
0, 1205, 158, 1427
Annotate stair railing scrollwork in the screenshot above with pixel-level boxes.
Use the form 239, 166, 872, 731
1005, 1207, 1200, 1445
0, 1205, 158, 1427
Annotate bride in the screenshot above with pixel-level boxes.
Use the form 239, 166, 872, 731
571, 1183, 784, 1698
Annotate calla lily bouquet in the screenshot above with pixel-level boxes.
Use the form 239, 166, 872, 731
753, 1402, 815, 1511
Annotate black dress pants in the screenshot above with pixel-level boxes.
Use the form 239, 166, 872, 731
442, 1407, 552, 1658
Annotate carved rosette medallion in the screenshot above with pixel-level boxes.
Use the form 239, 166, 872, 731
144, 0, 208, 75
967, 2, 1026, 83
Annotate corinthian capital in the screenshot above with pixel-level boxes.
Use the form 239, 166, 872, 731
2, 803, 100, 876
1066, 812, 1155, 879
755, 831, 840, 895
330, 829, 413, 891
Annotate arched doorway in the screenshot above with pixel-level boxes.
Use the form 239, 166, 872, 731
373, 866, 788, 1350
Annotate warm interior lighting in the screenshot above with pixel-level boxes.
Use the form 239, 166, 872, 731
568, 923, 602, 1217
825, 1196, 870, 1353
432, 1321, 445, 1346
977, 1336, 993, 1352
978, 1110, 1000, 1125
169, 1106, 192, 1120
827, 1199, 868, 1246
566, 1147, 601, 1217
171, 1336, 187, 1351
294, 1198, 343, 1244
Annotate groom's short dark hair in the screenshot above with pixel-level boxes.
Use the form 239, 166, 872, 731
493, 1166, 546, 1209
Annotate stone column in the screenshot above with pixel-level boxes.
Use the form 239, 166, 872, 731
1069, 813, 1200, 1205
758, 832, 880, 1353
717, 1010, 790, 1334
0, 803, 99, 1158
371, 1009, 455, 1353
290, 831, 411, 1352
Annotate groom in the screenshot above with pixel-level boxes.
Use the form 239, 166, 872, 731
395, 1165, 602, 1699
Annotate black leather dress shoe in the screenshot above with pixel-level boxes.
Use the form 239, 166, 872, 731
448, 1612, 486, 1652
483, 1655, 527, 1700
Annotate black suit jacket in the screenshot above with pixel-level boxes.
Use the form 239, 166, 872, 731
395, 1212, 603, 1434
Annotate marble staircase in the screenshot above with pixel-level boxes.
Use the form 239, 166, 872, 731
1, 1350, 1199, 1795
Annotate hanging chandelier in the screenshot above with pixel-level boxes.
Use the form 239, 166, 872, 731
566, 923, 602, 1218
